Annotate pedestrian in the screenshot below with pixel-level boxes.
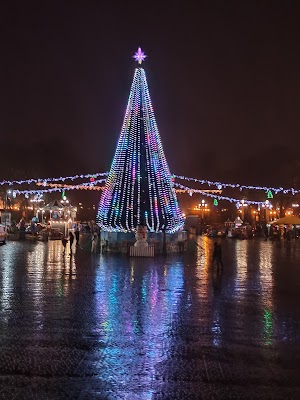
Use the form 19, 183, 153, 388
69, 231, 74, 254
178, 240, 184, 254
263, 225, 268, 240
276, 228, 281, 243
212, 241, 223, 270
62, 237, 68, 254
75, 226, 80, 246
91, 232, 98, 254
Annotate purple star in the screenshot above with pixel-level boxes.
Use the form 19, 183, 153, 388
133, 47, 147, 64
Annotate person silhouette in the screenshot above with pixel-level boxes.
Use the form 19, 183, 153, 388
75, 227, 80, 246
69, 231, 74, 255
62, 237, 68, 254
212, 241, 223, 270
91, 232, 98, 254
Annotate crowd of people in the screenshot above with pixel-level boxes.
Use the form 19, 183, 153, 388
263, 225, 300, 241
60, 221, 100, 255
62, 227, 99, 255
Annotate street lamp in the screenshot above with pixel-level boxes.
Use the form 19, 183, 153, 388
5, 190, 12, 210
3, 190, 12, 229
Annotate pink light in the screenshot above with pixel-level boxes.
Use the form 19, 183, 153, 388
133, 47, 147, 64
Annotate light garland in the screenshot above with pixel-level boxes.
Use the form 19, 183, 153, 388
175, 189, 222, 194
2, 170, 299, 196
97, 53, 184, 233
13, 182, 222, 196
174, 175, 300, 195
0, 172, 108, 187
174, 183, 267, 205
10, 180, 280, 209
36, 179, 106, 189
15, 183, 105, 195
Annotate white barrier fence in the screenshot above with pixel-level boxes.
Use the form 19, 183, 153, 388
129, 245, 155, 257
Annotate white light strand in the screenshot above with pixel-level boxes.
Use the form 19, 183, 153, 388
174, 183, 267, 205
0, 172, 108, 187
1, 171, 299, 195
174, 175, 299, 194
36, 179, 106, 188
15, 180, 106, 195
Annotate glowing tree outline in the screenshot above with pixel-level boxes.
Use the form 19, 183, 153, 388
97, 49, 183, 233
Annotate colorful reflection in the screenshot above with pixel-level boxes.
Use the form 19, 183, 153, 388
233, 239, 249, 294
258, 241, 274, 345
92, 257, 184, 393
193, 238, 276, 349
0, 238, 299, 398
0, 242, 17, 322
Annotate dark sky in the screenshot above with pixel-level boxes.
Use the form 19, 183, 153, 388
1, 1, 300, 186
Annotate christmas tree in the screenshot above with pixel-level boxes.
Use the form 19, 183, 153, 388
97, 48, 183, 233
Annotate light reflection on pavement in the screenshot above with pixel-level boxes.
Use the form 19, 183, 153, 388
0, 238, 300, 399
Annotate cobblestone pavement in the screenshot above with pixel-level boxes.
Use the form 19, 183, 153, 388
0, 237, 300, 399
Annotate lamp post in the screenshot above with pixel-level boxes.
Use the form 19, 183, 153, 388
200, 199, 209, 233
162, 219, 167, 256
4, 190, 12, 230
4, 190, 11, 210
201, 199, 205, 221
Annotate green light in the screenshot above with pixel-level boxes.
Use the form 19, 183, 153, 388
263, 308, 273, 345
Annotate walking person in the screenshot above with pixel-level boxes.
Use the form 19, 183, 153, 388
62, 237, 68, 254
91, 232, 98, 254
75, 226, 80, 246
69, 231, 75, 255
212, 241, 223, 271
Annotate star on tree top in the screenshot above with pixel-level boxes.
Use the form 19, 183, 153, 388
133, 47, 147, 64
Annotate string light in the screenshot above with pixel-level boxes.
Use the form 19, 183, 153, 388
174, 183, 267, 205
2, 171, 298, 196
36, 179, 106, 189
12, 181, 221, 196
15, 181, 106, 195
0, 172, 108, 187
97, 61, 184, 233
10, 180, 280, 208
174, 175, 300, 195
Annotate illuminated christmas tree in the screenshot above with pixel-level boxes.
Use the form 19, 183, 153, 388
97, 48, 183, 233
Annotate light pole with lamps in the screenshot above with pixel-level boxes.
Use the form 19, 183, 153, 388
4, 190, 12, 230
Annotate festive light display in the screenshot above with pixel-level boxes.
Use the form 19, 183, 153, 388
174, 175, 300, 195
174, 182, 266, 205
1, 50, 299, 215
13, 180, 276, 208
15, 180, 106, 195
97, 49, 183, 233
0, 172, 108, 187
133, 47, 147, 64
175, 189, 222, 194
1, 170, 299, 196
36, 179, 106, 189
9, 182, 221, 196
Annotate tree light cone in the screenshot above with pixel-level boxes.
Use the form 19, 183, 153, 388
97, 67, 183, 233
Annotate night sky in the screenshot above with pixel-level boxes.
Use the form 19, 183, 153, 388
1, 1, 300, 187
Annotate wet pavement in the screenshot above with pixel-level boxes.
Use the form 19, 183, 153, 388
0, 238, 300, 399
